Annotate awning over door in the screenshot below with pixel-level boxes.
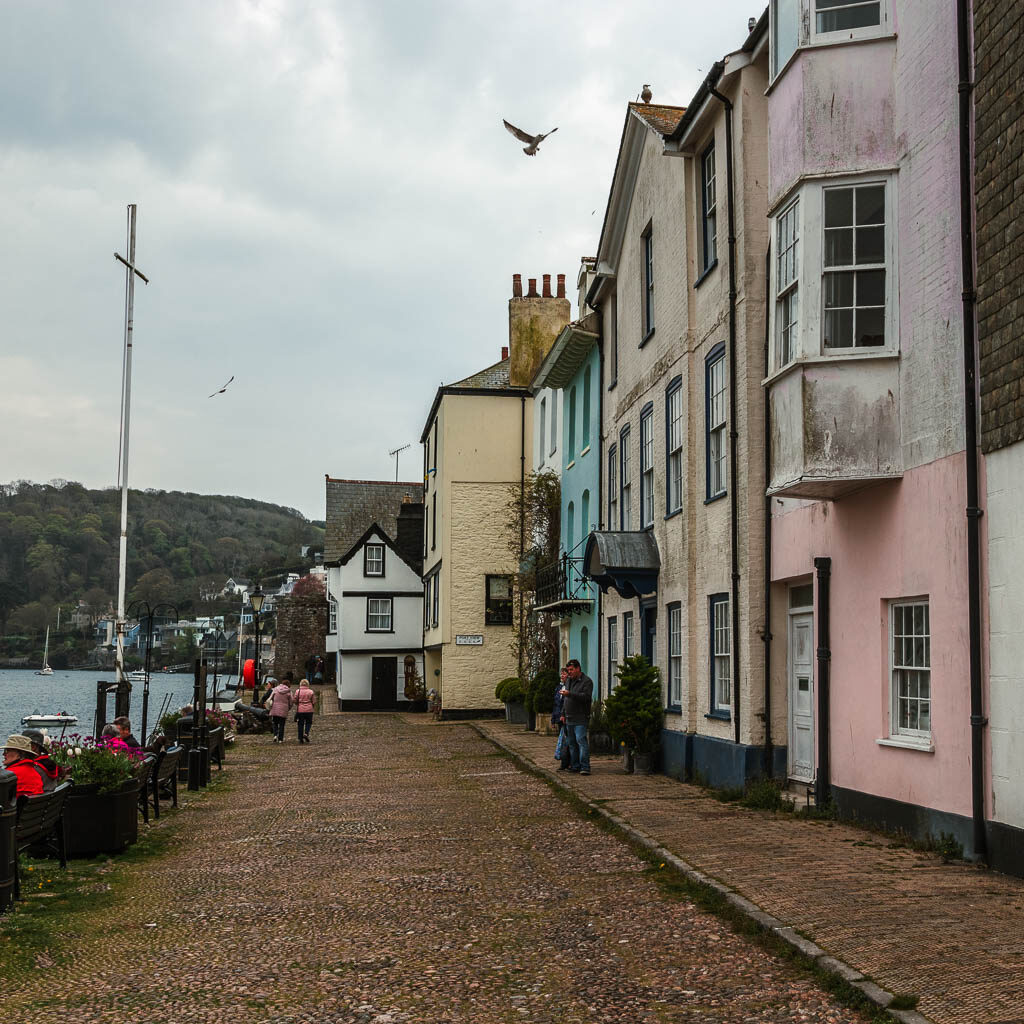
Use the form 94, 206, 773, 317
582, 531, 660, 599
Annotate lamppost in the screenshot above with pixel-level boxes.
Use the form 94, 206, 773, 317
128, 600, 179, 745
205, 627, 227, 710
249, 589, 265, 706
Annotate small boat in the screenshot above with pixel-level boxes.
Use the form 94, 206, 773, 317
35, 626, 53, 676
127, 670, 148, 683
22, 711, 78, 726
211, 690, 240, 712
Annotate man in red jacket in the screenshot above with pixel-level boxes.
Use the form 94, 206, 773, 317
3, 735, 44, 796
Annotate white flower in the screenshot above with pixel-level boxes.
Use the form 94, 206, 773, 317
73, 747, 82, 756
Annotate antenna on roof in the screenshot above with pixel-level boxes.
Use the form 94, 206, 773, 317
389, 444, 411, 482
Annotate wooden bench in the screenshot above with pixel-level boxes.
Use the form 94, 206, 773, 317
134, 754, 157, 824
150, 746, 182, 818
14, 782, 70, 899
175, 725, 224, 782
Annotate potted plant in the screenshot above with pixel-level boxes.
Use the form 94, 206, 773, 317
526, 668, 559, 733
50, 735, 146, 856
495, 677, 528, 725
404, 669, 429, 712
587, 699, 614, 753
603, 655, 664, 775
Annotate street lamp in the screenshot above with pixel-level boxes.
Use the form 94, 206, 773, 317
249, 589, 265, 705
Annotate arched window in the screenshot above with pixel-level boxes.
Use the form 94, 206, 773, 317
566, 502, 575, 553
568, 386, 577, 457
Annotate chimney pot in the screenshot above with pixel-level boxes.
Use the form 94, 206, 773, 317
502, 346, 509, 360
512, 273, 522, 298
557, 274, 566, 298
527, 277, 538, 297
542, 274, 552, 297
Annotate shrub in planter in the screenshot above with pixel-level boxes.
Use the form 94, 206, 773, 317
588, 699, 615, 753
603, 655, 664, 757
526, 668, 559, 717
495, 677, 526, 704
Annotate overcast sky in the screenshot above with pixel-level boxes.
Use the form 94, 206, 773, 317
2, 0, 760, 521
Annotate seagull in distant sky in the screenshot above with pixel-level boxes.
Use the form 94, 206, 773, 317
503, 119, 558, 156
208, 375, 234, 398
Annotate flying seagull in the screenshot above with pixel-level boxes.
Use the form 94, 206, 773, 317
209, 375, 234, 398
503, 119, 558, 156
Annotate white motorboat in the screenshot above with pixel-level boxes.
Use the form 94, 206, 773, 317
35, 626, 53, 676
127, 670, 148, 683
22, 712, 78, 726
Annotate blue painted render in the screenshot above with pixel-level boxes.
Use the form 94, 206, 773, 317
658, 729, 787, 788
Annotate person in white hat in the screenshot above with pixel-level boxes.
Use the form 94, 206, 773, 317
3, 734, 44, 797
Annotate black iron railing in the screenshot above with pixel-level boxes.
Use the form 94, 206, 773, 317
535, 554, 594, 608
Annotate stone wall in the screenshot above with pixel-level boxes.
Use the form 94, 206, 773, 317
976, 0, 1024, 453
274, 594, 328, 683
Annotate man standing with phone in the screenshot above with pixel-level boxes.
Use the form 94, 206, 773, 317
560, 659, 593, 775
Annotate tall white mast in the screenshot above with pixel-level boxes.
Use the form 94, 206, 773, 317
113, 205, 149, 687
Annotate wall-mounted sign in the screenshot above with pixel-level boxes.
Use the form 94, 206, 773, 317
455, 634, 484, 646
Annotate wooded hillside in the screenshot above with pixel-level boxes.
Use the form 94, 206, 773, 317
0, 479, 324, 634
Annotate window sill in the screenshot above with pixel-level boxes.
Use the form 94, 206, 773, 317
705, 710, 731, 722
579, 445, 591, 458
566, 459, 575, 470
694, 260, 718, 288
366, 629, 395, 635
664, 508, 682, 521
608, 379, 617, 392
876, 736, 934, 753
762, 349, 899, 388
704, 491, 727, 506
666, 704, 683, 715
639, 327, 656, 349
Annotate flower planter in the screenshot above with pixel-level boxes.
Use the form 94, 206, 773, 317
621, 748, 634, 774
505, 701, 529, 726
63, 779, 140, 857
633, 752, 654, 775
409, 700, 428, 713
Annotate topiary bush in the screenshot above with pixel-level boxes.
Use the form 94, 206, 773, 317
526, 668, 559, 715
495, 677, 526, 704
603, 655, 664, 754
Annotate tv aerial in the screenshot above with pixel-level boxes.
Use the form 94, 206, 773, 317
389, 443, 411, 481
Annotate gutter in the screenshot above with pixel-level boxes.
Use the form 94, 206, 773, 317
706, 77, 742, 747
519, 395, 526, 681
814, 557, 831, 805
956, 0, 987, 862
763, 247, 773, 774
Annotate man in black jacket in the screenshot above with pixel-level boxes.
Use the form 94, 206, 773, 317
560, 659, 593, 775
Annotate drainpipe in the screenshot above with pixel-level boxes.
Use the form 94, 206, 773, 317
708, 81, 741, 747
597, 330, 605, 700
763, 248, 773, 776
519, 395, 526, 682
956, 0, 987, 862
814, 557, 831, 806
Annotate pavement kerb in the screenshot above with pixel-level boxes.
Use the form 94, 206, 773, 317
471, 723, 930, 1024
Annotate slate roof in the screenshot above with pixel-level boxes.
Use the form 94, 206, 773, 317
451, 357, 511, 389
629, 102, 687, 137
324, 477, 423, 564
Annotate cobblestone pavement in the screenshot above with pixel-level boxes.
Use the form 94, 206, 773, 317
474, 719, 1024, 1024
2, 715, 882, 1023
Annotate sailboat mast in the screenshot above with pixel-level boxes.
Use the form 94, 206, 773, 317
113, 205, 149, 688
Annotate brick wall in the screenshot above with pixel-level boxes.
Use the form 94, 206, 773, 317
274, 594, 328, 683
976, 0, 1024, 453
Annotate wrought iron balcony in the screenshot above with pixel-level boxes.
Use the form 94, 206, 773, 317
533, 554, 595, 615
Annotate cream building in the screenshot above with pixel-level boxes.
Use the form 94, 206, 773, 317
421, 274, 569, 716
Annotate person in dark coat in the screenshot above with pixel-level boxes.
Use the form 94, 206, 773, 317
551, 668, 571, 770
23, 729, 62, 792
113, 716, 141, 748
560, 659, 593, 775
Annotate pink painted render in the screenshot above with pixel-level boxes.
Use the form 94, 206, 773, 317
772, 452, 973, 817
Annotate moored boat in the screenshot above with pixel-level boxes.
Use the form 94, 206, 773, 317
35, 626, 53, 676
22, 711, 78, 726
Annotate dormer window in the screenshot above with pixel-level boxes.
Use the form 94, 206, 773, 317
364, 543, 385, 577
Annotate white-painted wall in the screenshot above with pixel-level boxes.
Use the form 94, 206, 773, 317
986, 441, 1024, 831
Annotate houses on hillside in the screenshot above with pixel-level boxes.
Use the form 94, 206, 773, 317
318, 2, 1022, 876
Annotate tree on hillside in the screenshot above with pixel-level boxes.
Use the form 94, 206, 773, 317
290, 575, 326, 598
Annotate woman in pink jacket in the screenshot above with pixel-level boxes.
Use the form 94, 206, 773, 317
294, 678, 316, 744
266, 678, 293, 743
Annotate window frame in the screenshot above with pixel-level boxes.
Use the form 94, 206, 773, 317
328, 597, 338, 635
431, 492, 437, 551
640, 403, 654, 528
607, 443, 618, 529
366, 596, 393, 633
705, 344, 727, 501
700, 142, 718, 274
619, 424, 632, 530
423, 579, 430, 630
582, 367, 591, 451
641, 222, 655, 340
539, 396, 547, 464
485, 573, 514, 626
889, 598, 932, 742
568, 385, 577, 460
549, 391, 558, 456
432, 573, 439, 628
709, 593, 731, 716
667, 602, 682, 709
608, 293, 619, 388
811, 0, 887, 45
364, 543, 386, 578
665, 376, 683, 515
775, 198, 800, 368
607, 616, 618, 692
623, 610, 635, 659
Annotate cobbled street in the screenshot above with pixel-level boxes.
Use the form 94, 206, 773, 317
2, 716, 874, 1023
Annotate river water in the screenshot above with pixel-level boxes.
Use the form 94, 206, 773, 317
0, 668, 233, 742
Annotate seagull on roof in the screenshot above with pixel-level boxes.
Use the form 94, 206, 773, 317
503, 119, 558, 156
208, 375, 234, 398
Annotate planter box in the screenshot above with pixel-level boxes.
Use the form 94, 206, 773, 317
504, 701, 529, 726
633, 752, 654, 775
63, 780, 140, 857
621, 748, 634, 774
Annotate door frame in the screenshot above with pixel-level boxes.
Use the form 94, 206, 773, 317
787, 596, 815, 783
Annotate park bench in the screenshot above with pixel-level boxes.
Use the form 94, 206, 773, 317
134, 754, 156, 824
175, 724, 224, 784
150, 746, 182, 818
14, 782, 70, 899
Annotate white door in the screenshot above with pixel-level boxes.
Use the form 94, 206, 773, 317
788, 612, 815, 782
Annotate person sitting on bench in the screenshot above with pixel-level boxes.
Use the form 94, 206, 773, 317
3, 735, 44, 796
22, 729, 62, 792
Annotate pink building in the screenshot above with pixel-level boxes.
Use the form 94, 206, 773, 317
763, 1, 983, 855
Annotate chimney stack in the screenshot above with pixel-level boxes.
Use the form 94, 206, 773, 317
507, 271, 572, 387
501, 346, 509, 360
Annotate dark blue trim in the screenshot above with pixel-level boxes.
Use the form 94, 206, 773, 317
639, 404, 654, 529
642, 222, 655, 336
606, 616, 618, 694
693, 258, 719, 289
607, 443, 617, 528
705, 710, 731, 721
708, 591, 729, 715
639, 327, 655, 348
704, 343, 727, 501
666, 601, 682, 711
700, 141, 717, 273
619, 424, 631, 531
665, 376, 683, 517
568, 385, 577, 459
